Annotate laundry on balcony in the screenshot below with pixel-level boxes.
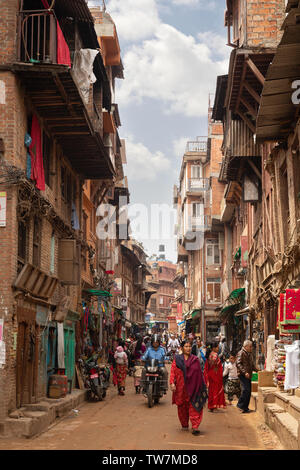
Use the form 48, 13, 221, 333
72, 49, 100, 103
56, 20, 71, 67
29, 114, 45, 191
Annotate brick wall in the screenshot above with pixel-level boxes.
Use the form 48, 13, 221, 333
0, 0, 18, 65
246, 0, 285, 48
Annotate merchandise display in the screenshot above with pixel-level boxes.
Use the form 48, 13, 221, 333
284, 340, 300, 391
273, 336, 293, 389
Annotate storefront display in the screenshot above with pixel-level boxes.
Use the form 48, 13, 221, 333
273, 336, 293, 389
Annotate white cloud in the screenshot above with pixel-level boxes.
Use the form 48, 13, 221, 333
124, 135, 171, 182
105, 0, 160, 42
116, 24, 228, 117
172, 136, 190, 159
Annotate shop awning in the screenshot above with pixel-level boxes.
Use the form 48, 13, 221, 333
234, 247, 241, 260
183, 310, 192, 320
85, 289, 112, 297
191, 309, 201, 319
229, 287, 245, 299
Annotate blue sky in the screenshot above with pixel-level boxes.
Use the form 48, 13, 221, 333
89, 0, 230, 262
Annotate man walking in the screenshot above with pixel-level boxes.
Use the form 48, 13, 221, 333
236, 340, 258, 413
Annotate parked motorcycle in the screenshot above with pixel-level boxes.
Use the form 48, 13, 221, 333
141, 359, 164, 408
78, 355, 110, 401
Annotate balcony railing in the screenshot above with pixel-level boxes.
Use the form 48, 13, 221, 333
186, 141, 207, 153
18, 11, 58, 64
187, 178, 210, 192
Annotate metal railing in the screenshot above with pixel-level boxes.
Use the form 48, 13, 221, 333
186, 140, 207, 153
18, 11, 58, 64
187, 178, 210, 192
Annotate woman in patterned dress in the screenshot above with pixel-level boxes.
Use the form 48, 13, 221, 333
203, 342, 227, 412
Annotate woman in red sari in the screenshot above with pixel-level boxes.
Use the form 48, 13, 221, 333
170, 340, 208, 435
204, 342, 227, 412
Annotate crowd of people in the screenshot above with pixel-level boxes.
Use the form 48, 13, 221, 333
109, 331, 258, 435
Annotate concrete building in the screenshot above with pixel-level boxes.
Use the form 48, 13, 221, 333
146, 256, 177, 331
175, 102, 225, 342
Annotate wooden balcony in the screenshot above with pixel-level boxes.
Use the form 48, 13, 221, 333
14, 10, 114, 180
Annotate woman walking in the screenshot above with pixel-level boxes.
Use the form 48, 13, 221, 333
204, 342, 227, 412
114, 346, 128, 395
170, 340, 208, 435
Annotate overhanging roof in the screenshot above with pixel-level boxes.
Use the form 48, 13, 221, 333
256, 10, 300, 141
212, 75, 228, 121
12, 63, 114, 179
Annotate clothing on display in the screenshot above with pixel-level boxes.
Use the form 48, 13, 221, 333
284, 340, 300, 391
273, 336, 293, 389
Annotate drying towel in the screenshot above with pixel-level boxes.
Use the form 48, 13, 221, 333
29, 114, 45, 191
57, 20, 71, 67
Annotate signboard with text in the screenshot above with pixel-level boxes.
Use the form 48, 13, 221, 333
0, 192, 7, 227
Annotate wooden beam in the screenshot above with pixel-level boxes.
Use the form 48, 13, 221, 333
240, 96, 258, 120
47, 122, 87, 128
235, 59, 248, 113
236, 110, 256, 134
243, 81, 261, 104
53, 131, 90, 135
246, 57, 265, 86
247, 159, 262, 181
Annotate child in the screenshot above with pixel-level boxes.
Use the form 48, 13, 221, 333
223, 353, 241, 405
133, 362, 144, 394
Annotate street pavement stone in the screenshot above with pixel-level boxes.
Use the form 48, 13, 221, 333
0, 373, 284, 450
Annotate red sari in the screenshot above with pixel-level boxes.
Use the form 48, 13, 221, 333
170, 355, 207, 430
204, 352, 226, 410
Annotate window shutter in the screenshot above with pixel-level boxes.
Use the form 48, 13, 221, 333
58, 239, 80, 285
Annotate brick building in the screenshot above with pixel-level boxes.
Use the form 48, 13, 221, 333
146, 258, 177, 331
175, 101, 226, 342
0, 0, 130, 433
211, 0, 286, 356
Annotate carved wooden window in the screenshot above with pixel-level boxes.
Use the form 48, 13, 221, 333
58, 239, 80, 285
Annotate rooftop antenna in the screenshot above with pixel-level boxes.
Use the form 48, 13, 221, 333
102, 0, 106, 11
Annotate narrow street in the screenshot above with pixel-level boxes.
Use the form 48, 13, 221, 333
0, 369, 283, 451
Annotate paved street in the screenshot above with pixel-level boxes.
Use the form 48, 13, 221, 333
0, 371, 283, 451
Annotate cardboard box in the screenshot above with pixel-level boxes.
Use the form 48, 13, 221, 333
258, 371, 275, 387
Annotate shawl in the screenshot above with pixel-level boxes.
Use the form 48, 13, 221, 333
175, 354, 208, 412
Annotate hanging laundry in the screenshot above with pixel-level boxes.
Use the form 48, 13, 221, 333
56, 21, 71, 67
29, 114, 45, 191
24, 133, 32, 179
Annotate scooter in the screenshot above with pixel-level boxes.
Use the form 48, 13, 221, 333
78, 355, 110, 401
141, 359, 164, 408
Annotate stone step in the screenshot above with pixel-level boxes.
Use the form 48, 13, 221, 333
274, 391, 300, 420
265, 403, 299, 450
3, 389, 87, 439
